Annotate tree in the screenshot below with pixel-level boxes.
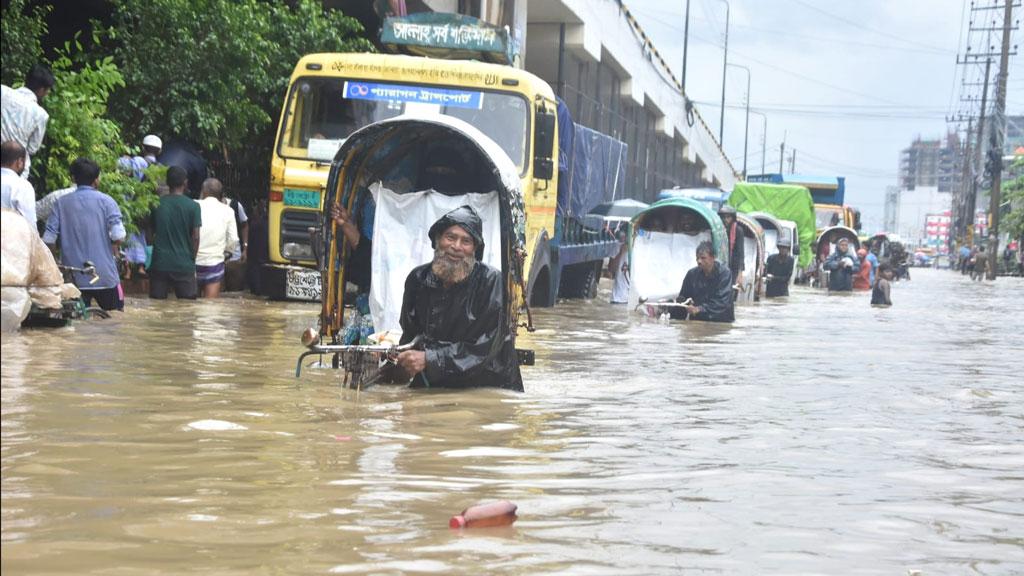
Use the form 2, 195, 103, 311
107, 0, 372, 169
37, 39, 162, 231
0, 0, 48, 86
1001, 157, 1024, 240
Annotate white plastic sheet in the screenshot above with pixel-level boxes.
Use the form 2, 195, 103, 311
368, 183, 502, 332
628, 229, 711, 306
737, 236, 758, 303
2, 209, 66, 330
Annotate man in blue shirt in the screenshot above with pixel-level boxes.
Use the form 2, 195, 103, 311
43, 157, 127, 311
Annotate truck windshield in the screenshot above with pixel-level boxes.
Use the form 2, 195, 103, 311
815, 207, 842, 229
277, 77, 529, 172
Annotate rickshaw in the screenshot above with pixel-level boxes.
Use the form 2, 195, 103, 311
748, 211, 800, 289
294, 115, 532, 389
813, 225, 861, 288
734, 213, 766, 303
627, 197, 728, 316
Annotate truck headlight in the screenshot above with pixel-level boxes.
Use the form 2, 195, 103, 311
282, 242, 313, 260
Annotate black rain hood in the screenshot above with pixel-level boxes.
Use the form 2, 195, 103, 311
428, 205, 485, 260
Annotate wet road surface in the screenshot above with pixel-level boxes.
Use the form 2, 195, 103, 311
2, 268, 1022, 574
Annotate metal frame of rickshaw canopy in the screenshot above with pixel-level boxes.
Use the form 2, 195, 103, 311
815, 225, 861, 256
315, 115, 527, 348
734, 212, 766, 302
630, 197, 729, 261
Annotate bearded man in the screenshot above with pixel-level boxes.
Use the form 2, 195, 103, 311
394, 205, 523, 391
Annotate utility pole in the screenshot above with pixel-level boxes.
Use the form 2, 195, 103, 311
958, 117, 973, 247
779, 140, 785, 174
790, 149, 797, 173
717, 0, 730, 146
970, 58, 992, 248
987, 0, 1015, 279
681, 0, 691, 93
727, 63, 751, 179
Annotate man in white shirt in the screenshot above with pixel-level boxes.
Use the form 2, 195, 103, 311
0, 141, 36, 226
1, 65, 54, 178
194, 178, 239, 298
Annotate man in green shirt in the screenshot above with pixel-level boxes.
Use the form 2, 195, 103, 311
149, 165, 201, 299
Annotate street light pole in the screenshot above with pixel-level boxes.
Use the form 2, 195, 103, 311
682, 0, 691, 93
728, 63, 750, 179
717, 0, 730, 146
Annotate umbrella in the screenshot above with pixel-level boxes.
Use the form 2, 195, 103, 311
586, 198, 649, 222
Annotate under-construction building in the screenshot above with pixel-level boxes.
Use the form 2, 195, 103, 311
898, 133, 962, 193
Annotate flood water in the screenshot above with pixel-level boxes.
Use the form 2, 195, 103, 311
2, 268, 1022, 575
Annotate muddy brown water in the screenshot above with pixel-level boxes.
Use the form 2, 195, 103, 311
2, 269, 1022, 575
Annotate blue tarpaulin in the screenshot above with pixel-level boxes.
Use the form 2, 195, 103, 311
555, 101, 628, 219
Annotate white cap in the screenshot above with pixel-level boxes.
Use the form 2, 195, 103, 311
142, 134, 162, 149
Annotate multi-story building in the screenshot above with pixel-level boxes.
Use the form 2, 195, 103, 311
898, 133, 962, 193
924, 211, 951, 253
897, 185, 950, 247
883, 185, 900, 233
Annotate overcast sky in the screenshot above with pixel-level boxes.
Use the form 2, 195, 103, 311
624, 0, 1023, 232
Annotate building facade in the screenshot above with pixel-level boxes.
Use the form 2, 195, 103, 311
898, 133, 962, 193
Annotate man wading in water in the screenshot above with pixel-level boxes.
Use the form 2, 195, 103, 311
670, 240, 735, 323
394, 206, 523, 391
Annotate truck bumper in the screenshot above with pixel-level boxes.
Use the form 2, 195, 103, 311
262, 264, 321, 301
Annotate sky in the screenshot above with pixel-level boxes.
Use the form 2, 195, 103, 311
623, 0, 1023, 232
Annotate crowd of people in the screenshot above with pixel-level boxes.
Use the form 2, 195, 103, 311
2, 64, 258, 314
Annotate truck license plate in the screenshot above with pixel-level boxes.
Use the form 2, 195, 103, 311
285, 268, 321, 301
283, 189, 321, 208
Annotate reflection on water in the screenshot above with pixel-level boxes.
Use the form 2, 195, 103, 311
2, 270, 1022, 574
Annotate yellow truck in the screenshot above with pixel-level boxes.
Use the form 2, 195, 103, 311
264, 51, 620, 304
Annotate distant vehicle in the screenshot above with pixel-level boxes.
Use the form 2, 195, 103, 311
627, 197, 728, 315
725, 182, 816, 281
657, 187, 729, 211
266, 45, 622, 305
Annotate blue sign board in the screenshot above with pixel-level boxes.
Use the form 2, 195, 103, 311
343, 81, 482, 110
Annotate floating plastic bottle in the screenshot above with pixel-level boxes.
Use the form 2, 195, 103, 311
449, 500, 518, 529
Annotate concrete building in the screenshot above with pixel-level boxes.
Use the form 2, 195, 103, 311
334, 0, 737, 199
523, 0, 736, 199
898, 133, 961, 193
897, 185, 950, 247
883, 185, 900, 233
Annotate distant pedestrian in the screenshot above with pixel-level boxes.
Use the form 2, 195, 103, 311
1, 65, 55, 178
958, 244, 971, 275
1, 141, 36, 226
824, 237, 858, 292
194, 178, 238, 298
853, 248, 871, 291
864, 239, 879, 285
609, 228, 630, 304
764, 236, 795, 298
717, 205, 745, 287
43, 158, 126, 311
223, 193, 249, 263
871, 263, 894, 307
149, 166, 201, 300
118, 134, 162, 180
971, 246, 987, 281
118, 134, 163, 279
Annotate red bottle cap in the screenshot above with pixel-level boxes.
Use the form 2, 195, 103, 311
449, 515, 467, 529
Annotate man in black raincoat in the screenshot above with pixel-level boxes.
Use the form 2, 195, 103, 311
395, 206, 524, 391
669, 240, 735, 322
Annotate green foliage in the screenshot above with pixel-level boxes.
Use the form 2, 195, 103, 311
37, 41, 160, 232
108, 0, 372, 158
0, 0, 49, 86
1001, 157, 1024, 239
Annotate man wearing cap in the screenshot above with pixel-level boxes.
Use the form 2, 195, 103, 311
764, 236, 795, 298
718, 205, 745, 287
119, 134, 162, 180
823, 236, 859, 292
394, 205, 523, 391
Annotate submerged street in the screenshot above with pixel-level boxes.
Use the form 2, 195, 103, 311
2, 269, 1021, 574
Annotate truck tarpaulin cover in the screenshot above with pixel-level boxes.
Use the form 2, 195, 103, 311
727, 182, 816, 268
556, 99, 628, 219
